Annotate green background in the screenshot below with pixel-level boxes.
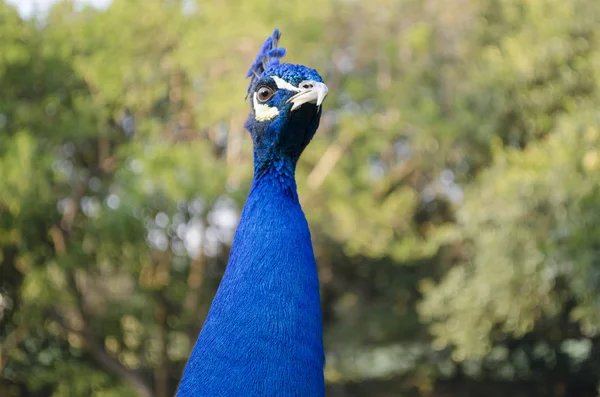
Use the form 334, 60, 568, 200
2, 0, 600, 396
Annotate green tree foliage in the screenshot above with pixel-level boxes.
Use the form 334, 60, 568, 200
2, 0, 600, 396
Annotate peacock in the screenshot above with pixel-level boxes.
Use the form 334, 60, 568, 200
176, 29, 328, 396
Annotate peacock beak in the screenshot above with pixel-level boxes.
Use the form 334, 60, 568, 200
286, 81, 328, 111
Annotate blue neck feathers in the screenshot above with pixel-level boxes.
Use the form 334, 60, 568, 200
176, 158, 325, 397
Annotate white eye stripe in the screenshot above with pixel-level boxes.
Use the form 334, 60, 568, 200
253, 92, 279, 121
271, 76, 302, 93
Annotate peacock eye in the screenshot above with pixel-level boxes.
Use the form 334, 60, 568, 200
256, 86, 275, 103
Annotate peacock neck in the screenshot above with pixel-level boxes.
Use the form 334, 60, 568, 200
252, 157, 298, 199
176, 155, 325, 397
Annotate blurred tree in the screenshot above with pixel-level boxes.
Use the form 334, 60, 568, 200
419, 0, 600, 395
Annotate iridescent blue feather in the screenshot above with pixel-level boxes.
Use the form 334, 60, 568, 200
245, 28, 287, 98
177, 29, 326, 397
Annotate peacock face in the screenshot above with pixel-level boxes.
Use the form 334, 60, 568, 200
243, 29, 328, 166
250, 63, 327, 122
245, 63, 328, 163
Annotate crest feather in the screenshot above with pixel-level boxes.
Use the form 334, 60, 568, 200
246, 29, 287, 98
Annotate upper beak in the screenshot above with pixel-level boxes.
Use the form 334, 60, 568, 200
286, 81, 328, 111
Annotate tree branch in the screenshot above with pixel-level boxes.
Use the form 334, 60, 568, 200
49, 221, 154, 397
307, 132, 356, 190
50, 310, 154, 397
374, 160, 417, 200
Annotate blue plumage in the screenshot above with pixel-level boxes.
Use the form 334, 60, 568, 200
177, 29, 328, 396
245, 28, 286, 98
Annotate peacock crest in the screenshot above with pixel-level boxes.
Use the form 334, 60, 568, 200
245, 28, 287, 98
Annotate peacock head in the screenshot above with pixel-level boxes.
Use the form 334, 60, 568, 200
244, 29, 328, 170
